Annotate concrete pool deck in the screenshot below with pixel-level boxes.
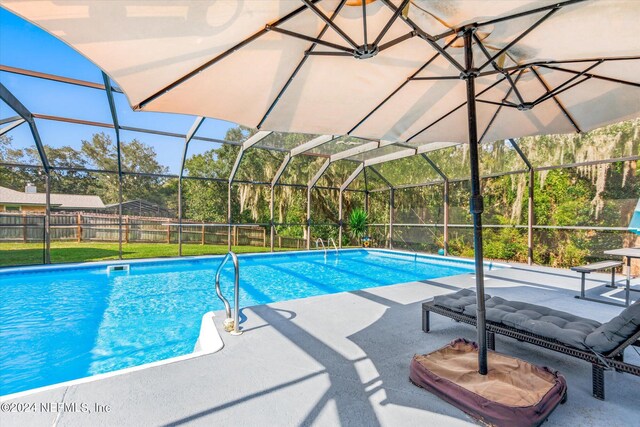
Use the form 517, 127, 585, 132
2, 262, 639, 426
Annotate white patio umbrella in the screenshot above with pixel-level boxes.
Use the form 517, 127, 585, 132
3, 0, 639, 373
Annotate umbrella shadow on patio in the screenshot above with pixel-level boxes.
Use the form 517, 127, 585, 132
248, 291, 474, 426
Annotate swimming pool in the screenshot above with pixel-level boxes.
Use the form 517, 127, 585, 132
0, 249, 499, 395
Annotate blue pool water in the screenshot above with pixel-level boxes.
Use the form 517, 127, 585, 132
0, 249, 486, 395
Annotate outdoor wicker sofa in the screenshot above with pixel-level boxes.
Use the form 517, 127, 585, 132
421, 289, 640, 400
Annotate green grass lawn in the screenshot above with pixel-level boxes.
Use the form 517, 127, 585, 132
0, 242, 292, 267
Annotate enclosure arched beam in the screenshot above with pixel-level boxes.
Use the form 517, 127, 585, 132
178, 116, 205, 255
0, 117, 25, 136
290, 134, 337, 157
367, 166, 393, 189
421, 153, 449, 255
367, 166, 394, 249
228, 130, 273, 250
306, 159, 332, 249
102, 73, 126, 260
338, 163, 365, 248
339, 163, 365, 192
363, 166, 370, 213
0, 83, 49, 172
270, 154, 292, 251
0, 82, 51, 263
363, 141, 458, 167
509, 138, 535, 265
329, 140, 395, 162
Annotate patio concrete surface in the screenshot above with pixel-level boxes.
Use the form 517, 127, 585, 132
2, 262, 639, 427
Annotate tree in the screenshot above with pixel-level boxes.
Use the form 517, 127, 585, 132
80, 132, 169, 205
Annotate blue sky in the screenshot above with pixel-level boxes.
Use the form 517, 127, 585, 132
0, 8, 236, 174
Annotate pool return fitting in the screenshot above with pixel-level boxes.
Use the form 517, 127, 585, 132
215, 251, 242, 335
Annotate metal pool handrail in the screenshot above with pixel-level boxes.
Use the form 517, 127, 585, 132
315, 238, 327, 256
328, 237, 339, 256
215, 251, 242, 335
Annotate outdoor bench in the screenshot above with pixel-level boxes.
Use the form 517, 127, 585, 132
571, 260, 623, 305
421, 289, 640, 400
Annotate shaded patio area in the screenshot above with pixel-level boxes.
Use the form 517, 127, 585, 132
2, 262, 639, 427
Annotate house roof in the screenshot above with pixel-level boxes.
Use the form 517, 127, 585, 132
0, 186, 105, 209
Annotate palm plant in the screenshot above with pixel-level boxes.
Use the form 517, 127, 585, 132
348, 208, 369, 242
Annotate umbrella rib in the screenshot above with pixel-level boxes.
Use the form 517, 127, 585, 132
431, 0, 587, 41
347, 35, 460, 136
530, 67, 581, 133
134, 1, 320, 110
267, 27, 353, 54
475, 55, 640, 79
304, 51, 353, 56
473, 32, 525, 105
532, 61, 602, 105
257, 0, 349, 130
378, 0, 465, 73
378, 31, 417, 53
477, 7, 559, 73
411, 76, 460, 80
373, 0, 411, 47
535, 76, 592, 105
537, 64, 640, 88
300, 0, 359, 49
405, 75, 511, 143
476, 99, 518, 108
478, 70, 524, 143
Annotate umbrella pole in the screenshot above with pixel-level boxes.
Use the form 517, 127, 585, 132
463, 28, 488, 375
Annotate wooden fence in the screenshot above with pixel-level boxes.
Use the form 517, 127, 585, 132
0, 212, 303, 248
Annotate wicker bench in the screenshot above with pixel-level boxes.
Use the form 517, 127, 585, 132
422, 290, 640, 400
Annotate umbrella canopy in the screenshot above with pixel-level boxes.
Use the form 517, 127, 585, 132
630, 199, 640, 236
3, 0, 640, 374
3, 0, 639, 145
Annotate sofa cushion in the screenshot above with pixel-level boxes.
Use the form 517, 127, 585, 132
432, 289, 489, 313
464, 296, 602, 350
585, 301, 640, 354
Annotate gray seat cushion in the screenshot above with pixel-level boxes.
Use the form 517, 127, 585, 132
464, 296, 602, 350
432, 289, 489, 313
585, 301, 640, 354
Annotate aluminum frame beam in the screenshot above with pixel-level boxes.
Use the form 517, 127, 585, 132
0, 116, 21, 125
178, 116, 205, 255
0, 64, 123, 92
363, 141, 458, 167
509, 138, 535, 265
0, 82, 49, 172
367, 166, 393, 189
339, 161, 369, 247
306, 159, 332, 248
272, 154, 292, 187
102, 72, 124, 259
290, 134, 337, 157
421, 153, 449, 255
0, 117, 25, 136
340, 163, 364, 192
389, 187, 395, 249
329, 140, 395, 162
270, 154, 292, 251
242, 130, 272, 150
